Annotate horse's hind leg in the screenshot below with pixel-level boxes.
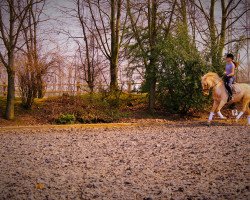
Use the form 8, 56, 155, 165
247, 103, 250, 125
236, 98, 249, 121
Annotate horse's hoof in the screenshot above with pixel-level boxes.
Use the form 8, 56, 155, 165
207, 121, 211, 126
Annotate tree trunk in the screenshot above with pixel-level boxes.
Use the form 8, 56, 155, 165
110, 0, 120, 92
209, 0, 219, 70
110, 58, 119, 92
37, 74, 44, 98
217, 0, 227, 74
6, 66, 15, 120
180, 0, 188, 32
148, 76, 156, 111
147, 0, 157, 111
89, 84, 94, 93
147, 54, 157, 111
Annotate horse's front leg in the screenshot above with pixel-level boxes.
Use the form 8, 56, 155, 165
216, 100, 227, 119
208, 100, 218, 123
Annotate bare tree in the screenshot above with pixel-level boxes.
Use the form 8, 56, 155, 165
126, 0, 177, 110
0, 0, 36, 119
59, 0, 109, 93
16, 0, 47, 108
190, 0, 249, 72
75, 0, 106, 92
84, 0, 127, 92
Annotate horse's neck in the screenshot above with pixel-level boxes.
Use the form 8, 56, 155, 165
213, 80, 227, 96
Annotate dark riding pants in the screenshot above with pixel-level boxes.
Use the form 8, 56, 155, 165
224, 76, 235, 98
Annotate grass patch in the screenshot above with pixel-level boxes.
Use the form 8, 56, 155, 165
55, 114, 76, 124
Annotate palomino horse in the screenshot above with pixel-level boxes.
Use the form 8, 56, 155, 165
201, 72, 250, 125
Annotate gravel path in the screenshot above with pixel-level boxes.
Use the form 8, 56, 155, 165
0, 123, 249, 200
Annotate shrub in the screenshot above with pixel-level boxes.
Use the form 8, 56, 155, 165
157, 25, 208, 114
17, 69, 37, 109
77, 109, 121, 124
55, 114, 76, 124
101, 90, 122, 108
78, 114, 115, 124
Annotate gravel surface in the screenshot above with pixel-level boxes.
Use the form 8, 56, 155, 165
0, 123, 249, 200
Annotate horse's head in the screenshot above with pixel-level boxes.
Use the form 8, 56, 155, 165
201, 72, 220, 96
201, 77, 211, 96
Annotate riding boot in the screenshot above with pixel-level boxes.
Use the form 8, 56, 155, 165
229, 103, 236, 109
225, 84, 233, 102
227, 94, 232, 102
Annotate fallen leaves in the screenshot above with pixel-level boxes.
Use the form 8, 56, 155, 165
0, 124, 249, 199
36, 183, 45, 190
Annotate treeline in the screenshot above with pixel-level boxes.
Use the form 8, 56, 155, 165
0, 0, 248, 119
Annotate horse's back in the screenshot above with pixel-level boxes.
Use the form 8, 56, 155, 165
235, 83, 250, 95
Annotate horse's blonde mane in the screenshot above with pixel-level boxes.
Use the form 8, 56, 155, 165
203, 72, 220, 80
202, 72, 222, 83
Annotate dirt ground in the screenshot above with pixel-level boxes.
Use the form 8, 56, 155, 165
0, 122, 249, 200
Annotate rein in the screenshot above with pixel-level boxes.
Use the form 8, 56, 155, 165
213, 79, 223, 89
211, 74, 226, 89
